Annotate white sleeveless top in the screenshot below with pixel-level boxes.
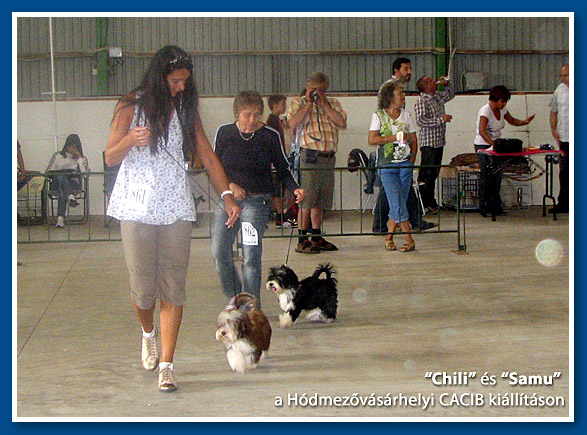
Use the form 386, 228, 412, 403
107, 103, 196, 224
474, 103, 508, 146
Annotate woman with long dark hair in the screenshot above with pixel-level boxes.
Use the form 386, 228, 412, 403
105, 45, 240, 392
46, 134, 90, 228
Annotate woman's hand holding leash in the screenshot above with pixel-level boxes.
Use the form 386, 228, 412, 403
131, 126, 151, 147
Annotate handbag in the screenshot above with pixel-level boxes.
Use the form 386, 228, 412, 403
493, 138, 523, 154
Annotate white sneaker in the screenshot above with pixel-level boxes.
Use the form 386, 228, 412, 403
158, 366, 178, 392
56, 216, 65, 228
68, 194, 79, 208
141, 327, 160, 371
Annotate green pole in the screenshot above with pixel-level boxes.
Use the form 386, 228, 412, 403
96, 17, 109, 96
435, 17, 448, 80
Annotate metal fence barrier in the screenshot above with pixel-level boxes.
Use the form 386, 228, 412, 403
16, 165, 467, 252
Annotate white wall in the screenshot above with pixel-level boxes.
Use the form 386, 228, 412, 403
17, 93, 559, 215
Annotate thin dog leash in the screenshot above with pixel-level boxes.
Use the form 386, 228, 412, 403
160, 142, 243, 300
157, 141, 222, 208
283, 223, 296, 266
283, 142, 302, 267
144, 99, 223, 208
163, 126, 297, 290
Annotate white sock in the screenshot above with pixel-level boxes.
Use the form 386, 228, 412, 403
159, 362, 173, 371
142, 326, 156, 338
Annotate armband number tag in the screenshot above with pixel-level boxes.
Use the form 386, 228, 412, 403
127, 182, 152, 215
241, 222, 259, 246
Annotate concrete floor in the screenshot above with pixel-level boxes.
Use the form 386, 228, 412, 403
15, 208, 571, 420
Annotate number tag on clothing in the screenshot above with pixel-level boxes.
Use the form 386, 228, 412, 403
241, 222, 259, 246
126, 182, 152, 215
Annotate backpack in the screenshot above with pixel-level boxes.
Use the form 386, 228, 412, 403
347, 148, 369, 173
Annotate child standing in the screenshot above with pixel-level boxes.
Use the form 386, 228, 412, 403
267, 95, 297, 229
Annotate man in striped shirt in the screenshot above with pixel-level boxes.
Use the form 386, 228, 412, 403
414, 75, 455, 213
287, 72, 347, 254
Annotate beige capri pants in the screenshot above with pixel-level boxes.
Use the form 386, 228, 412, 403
121, 220, 193, 309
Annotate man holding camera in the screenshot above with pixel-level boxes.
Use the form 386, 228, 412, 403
287, 72, 347, 254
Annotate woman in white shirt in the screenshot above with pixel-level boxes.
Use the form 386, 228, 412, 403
474, 85, 534, 217
105, 45, 239, 392
368, 80, 418, 252
46, 134, 90, 228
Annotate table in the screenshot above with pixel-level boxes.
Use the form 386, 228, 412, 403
477, 148, 565, 221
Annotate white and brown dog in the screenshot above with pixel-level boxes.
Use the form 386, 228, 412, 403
215, 293, 272, 373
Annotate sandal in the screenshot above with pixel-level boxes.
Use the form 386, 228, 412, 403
385, 239, 397, 251
400, 241, 416, 252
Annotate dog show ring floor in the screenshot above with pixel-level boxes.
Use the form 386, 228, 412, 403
15, 208, 570, 419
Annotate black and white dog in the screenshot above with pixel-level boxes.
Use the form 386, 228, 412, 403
266, 263, 338, 328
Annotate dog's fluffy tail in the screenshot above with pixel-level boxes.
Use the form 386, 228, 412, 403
313, 263, 337, 283
227, 292, 261, 313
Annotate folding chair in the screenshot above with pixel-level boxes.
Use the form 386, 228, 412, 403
17, 174, 46, 225
46, 171, 89, 225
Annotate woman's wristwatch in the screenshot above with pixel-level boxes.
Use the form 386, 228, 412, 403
220, 190, 234, 200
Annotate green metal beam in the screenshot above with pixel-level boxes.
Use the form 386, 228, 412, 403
435, 17, 448, 80
96, 17, 109, 96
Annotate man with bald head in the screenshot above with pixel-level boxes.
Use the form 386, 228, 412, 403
549, 64, 569, 214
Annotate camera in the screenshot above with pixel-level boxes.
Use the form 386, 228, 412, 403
310, 90, 320, 102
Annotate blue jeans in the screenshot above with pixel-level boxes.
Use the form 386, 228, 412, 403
380, 161, 414, 223
211, 194, 272, 301
51, 174, 81, 217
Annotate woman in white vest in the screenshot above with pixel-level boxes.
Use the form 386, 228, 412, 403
368, 79, 418, 253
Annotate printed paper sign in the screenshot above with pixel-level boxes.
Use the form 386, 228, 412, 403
241, 222, 258, 246
127, 182, 152, 215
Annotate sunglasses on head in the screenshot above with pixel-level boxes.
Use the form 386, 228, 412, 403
168, 55, 192, 68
